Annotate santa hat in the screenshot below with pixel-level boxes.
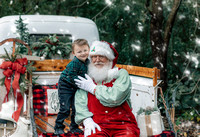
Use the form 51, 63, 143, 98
90, 41, 119, 68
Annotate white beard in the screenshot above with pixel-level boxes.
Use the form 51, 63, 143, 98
88, 62, 112, 82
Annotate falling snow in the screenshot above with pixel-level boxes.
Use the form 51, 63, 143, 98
131, 44, 141, 51
10, 0, 13, 5
32, 27, 37, 32
151, 41, 155, 46
184, 69, 190, 75
159, 63, 163, 68
185, 53, 199, 68
34, 5, 39, 10
179, 15, 186, 20
195, 18, 199, 23
137, 22, 144, 32
162, 46, 166, 52
158, 7, 162, 11
195, 38, 200, 45
173, 52, 178, 56
156, 57, 159, 62
193, 2, 198, 8
57, 50, 61, 55
105, 0, 112, 6
124, 5, 130, 11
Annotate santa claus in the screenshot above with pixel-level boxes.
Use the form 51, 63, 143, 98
74, 41, 140, 137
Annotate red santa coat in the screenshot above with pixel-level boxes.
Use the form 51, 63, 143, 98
87, 79, 140, 136
75, 68, 140, 136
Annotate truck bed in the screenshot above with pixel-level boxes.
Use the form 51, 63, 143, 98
34, 115, 70, 134
34, 114, 83, 136
32, 60, 161, 136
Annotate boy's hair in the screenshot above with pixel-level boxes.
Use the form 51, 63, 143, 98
72, 39, 89, 51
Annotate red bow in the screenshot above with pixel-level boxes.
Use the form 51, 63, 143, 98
0, 58, 28, 122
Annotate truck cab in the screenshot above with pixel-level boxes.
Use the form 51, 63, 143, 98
0, 15, 99, 55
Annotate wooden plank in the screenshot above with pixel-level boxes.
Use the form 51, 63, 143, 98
116, 65, 160, 86
33, 60, 160, 78
153, 67, 158, 87
34, 116, 54, 133
0, 38, 32, 55
36, 125, 45, 135
33, 59, 72, 71
116, 64, 155, 78
34, 115, 71, 134
36, 115, 56, 129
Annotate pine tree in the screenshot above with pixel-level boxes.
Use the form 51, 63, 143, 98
15, 15, 30, 54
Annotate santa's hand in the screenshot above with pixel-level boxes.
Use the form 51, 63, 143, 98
74, 74, 96, 94
83, 117, 101, 137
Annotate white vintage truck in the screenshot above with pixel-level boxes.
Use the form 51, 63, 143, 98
0, 15, 164, 137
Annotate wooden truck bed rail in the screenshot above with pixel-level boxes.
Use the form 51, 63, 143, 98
33, 59, 160, 86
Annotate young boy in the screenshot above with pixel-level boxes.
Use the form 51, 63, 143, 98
54, 39, 90, 134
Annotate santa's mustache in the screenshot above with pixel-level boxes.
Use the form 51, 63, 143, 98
94, 62, 105, 65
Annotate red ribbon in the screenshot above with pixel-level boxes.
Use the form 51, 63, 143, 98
0, 58, 28, 122
45, 39, 57, 46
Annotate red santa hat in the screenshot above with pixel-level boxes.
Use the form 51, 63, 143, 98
90, 41, 119, 68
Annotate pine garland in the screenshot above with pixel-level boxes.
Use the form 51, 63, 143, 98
137, 106, 159, 115
32, 34, 71, 59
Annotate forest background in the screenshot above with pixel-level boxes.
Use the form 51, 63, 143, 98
0, 0, 199, 135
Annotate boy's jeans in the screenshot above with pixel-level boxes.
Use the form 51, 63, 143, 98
54, 78, 78, 130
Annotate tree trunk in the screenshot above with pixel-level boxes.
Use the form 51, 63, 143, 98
149, 0, 182, 90
150, 0, 167, 89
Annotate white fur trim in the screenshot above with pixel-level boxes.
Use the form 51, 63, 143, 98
90, 41, 115, 60
107, 67, 119, 80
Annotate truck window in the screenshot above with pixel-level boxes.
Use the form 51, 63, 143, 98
30, 34, 72, 44
30, 34, 72, 59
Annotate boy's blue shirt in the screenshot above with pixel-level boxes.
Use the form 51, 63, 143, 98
59, 56, 89, 92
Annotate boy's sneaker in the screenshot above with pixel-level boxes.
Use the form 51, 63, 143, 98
70, 127, 83, 133
54, 128, 65, 134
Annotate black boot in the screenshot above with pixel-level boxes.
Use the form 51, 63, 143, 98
54, 128, 65, 135
70, 127, 83, 134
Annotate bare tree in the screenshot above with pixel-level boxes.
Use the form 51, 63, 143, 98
146, 0, 182, 90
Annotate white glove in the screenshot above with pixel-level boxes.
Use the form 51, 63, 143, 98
74, 74, 96, 94
83, 117, 101, 137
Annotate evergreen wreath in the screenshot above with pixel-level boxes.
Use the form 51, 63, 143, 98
31, 34, 72, 59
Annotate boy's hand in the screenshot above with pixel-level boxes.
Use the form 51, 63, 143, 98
74, 74, 96, 94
